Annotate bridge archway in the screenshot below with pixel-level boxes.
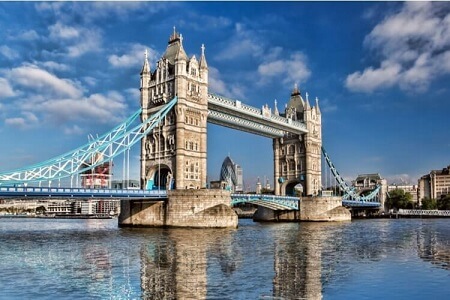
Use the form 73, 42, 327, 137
282, 180, 303, 196
145, 164, 173, 190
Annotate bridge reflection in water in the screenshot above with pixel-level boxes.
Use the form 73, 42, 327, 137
139, 223, 332, 300
0, 219, 449, 298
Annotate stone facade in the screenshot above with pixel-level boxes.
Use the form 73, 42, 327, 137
273, 85, 322, 197
140, 30, 208, 191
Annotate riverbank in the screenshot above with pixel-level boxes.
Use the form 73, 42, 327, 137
0, 214, 113, 219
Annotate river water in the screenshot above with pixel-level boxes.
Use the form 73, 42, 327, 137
0, 217, 449, 300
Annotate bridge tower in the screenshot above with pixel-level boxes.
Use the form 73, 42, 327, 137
140, 29, 208, 190
273, 85, 322, 196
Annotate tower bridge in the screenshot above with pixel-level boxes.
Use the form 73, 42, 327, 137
0, 30, 381, 226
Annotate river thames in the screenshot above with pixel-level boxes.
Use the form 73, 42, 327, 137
0, 217, 449, 299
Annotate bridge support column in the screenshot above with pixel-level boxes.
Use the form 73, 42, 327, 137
253, 196, 350, 222
119, 189, 238, 228
300, 196, 350, 221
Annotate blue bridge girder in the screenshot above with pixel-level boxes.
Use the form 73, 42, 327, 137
0, 186, 167, 200
231, 194, 300, 210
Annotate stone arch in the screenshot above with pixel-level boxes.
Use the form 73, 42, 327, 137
145, 164, 174, 190
281, 179, 302, 196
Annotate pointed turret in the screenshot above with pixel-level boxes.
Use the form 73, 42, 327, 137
315, 97, 321, 114
291, 83, 301, 96
140, 49, 150, 76
305, 92, 311, 110
163, 27, 188, 64
199, 44, 208, 69
274, 99, 279, 116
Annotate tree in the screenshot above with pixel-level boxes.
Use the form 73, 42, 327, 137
438, 195, 450, 210
386, 188, 413, 210
35, 205, 46, 215
421, 197, 437, 210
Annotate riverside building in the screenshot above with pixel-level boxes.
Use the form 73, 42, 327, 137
418, 165, 450, 202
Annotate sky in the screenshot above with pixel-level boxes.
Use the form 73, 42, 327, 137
0, 1, 449, 189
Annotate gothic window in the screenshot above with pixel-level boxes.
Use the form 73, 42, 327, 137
289, 161, 295, 172
195, 119, 199, 126
281, 147, 285, 155
283, 163, 287, 173
288, 145, 295, 155
185, 116, 188, 123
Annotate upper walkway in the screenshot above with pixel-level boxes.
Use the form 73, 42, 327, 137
207, 93, 308, 138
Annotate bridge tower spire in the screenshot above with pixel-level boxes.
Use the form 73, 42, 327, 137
140, 30, 209, 190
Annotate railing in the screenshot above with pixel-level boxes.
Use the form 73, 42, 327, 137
398, 209, 450, 217
208, 93, 307, 133
0, 186, 167, 199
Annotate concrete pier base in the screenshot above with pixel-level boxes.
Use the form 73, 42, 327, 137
300, 196, 351, 221
118, 189, 238, 228
253, 196, 351, 222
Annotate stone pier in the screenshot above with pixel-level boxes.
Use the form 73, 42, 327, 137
253, 196, 351, 222
118, 189, 238, 228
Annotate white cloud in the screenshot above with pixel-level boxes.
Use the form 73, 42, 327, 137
49, 22, 80, 40
47, 22, 102, 57
345, 61, 401, 93
108, 44, 158, 68
35, 91, 127, 125
258, 52, 311, 86
208, 66, 245, 99
5, 112, 39, 129
63, 125, 84, 135
38, 61, 70, 72
0, 46, 19, 60
346, 2, 450, 93
215, 23, 264, 61
0, 78, 15, 98
8, 64, 83, 98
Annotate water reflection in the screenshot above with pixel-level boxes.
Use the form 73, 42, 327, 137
417, 223, 450, 270
0, 218, 449, 299
273, 223, 326, 300
140, 228, 235, 299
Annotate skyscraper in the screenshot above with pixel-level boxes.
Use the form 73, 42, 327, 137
220, 156, 243, 192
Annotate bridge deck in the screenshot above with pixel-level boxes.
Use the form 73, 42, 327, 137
0, 186, 167, 199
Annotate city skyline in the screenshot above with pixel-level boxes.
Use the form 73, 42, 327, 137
0, 2, 449, 187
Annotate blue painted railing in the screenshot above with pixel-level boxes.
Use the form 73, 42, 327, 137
0, 186, 167, 199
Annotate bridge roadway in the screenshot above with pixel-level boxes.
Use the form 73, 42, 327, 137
0, 186, 380, 209
0, 187, 300, 210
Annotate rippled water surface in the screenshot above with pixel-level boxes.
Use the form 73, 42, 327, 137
0, 218, 449, 299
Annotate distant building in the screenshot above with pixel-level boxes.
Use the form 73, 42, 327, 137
256, 177, 262, 194
352, 173, 387, 210
111, 180, 140, 189
387, 184, 418, 205
219, 156, 243, 192
418, 165, 450, 202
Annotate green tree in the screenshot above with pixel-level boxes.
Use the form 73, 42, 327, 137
35, 205, 46, 214
421, 197, 437, 210
437, 195, 450, 210
386, 188, 413, 210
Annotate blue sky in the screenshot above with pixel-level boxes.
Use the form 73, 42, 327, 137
0, 1, 449, 189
